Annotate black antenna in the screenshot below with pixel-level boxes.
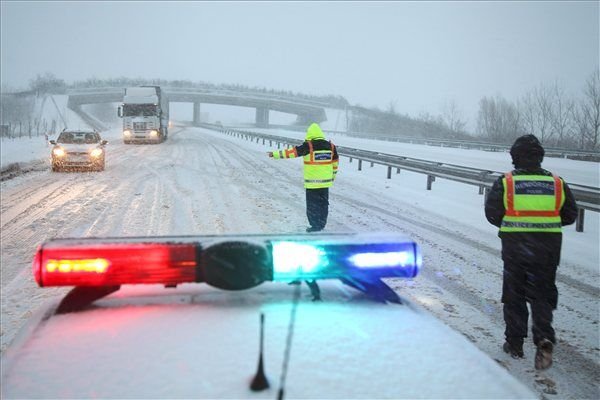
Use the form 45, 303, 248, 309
277, 281, 302, 400
250, 313, 269, 391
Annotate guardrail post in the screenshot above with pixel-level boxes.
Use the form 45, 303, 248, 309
370, 162, 374, 167
478, 185, 485, 195
277, 142, 280, 149
269, 140, 272, 146
387, 166, 392, 179
358, 159, 362, 171
576, 208, 585, 232
349, 157, 353, 163
427, 175, 435, 190
262, 138, 265, 145
396, 167, 401, 174
484, 186, 490, 202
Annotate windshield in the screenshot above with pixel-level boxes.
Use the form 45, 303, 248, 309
1, 2, 598, 400
122, 104, 158, 117
57, 131, 100, 144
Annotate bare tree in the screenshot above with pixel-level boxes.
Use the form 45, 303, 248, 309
477, 94, 522, 143
29, 72, 66, 95
582, 69, 600, 149
549, 81, 575, 146
386, 100, 398, 115
518, 91, 537, 136
441, 99, 467, 134
534, 84, 554, 143
571, 104, 589, 149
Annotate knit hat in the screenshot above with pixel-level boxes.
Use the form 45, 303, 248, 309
510, 134, 544, 168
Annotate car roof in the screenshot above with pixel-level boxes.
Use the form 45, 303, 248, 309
60, 130, 99, 134
2, 281, 535, 399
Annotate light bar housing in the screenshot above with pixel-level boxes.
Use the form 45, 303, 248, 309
33, 233, 421, 290
34, 242, 197, 287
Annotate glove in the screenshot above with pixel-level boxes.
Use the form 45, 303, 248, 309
267, 151, 273, 158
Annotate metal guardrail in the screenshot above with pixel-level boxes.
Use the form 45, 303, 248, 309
216, 126, 599, 233
265, 124, 600, 159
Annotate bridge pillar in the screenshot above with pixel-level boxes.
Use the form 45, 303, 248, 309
193, 102, 202, 126
255, 108, 269, 128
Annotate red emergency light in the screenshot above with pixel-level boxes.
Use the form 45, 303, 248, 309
33, 242, 197, 287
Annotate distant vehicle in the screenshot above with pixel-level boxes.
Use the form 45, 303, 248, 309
49, 130, 107, 172
118, 86, 169, 144
1, 233, 535, 399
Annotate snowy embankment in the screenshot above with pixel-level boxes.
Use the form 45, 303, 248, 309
1, 118, 598, 398
0, 95, 106, 171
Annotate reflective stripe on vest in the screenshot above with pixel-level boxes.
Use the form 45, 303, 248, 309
303, 141, 335, 188
500, 172, 564, 233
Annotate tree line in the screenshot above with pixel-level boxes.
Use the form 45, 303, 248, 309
344, 69, 599, 151
3, 71, 599, 150
476, 70, 599, 150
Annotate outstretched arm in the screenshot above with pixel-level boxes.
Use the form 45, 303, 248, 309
268, 142, 309, 159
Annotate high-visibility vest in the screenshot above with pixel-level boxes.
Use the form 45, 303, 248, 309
500, 172, 564, 233
303, 141, 335, 189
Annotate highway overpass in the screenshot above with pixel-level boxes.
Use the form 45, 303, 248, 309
66, 87, 328, 127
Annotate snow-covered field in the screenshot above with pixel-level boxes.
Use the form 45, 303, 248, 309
1, 118, 599, 398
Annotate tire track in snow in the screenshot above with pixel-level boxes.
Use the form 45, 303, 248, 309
212, 128, 599, 399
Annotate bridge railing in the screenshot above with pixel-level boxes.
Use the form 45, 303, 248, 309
213, 125, 599, 233
66, 87, 337, 108
164, 87, 336, 107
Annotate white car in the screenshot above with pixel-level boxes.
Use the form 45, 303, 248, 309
50, 130, 107, 172
1, 233, 535, 399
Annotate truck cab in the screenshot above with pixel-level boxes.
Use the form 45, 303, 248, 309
118, 86, 169, 144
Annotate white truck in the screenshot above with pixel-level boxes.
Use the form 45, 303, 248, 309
118, 86, 169, 144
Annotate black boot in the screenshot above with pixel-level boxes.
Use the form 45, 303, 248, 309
503, 341, 524, 358
534, 339, 553, 370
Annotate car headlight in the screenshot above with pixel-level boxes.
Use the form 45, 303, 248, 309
52, 148, 65, 157
90, 148, 103, 158
123, 130, 132, 137
149, 130, 158, 137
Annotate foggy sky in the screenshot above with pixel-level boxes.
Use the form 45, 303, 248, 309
1, 1, 598, 127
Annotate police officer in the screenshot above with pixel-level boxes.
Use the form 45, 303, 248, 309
268, 123, 339, 232
485, 134, 578, 370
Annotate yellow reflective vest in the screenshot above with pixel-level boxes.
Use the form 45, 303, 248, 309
500, 172, 565, 233
271, 123, 339, 189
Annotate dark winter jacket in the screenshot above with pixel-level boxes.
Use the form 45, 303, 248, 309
293, 139, 339, 159
485, 167, 578, 235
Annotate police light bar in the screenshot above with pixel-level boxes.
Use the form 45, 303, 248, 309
33, 233, 421, 292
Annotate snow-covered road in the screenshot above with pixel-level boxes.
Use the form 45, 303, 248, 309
1, 125, 598, 399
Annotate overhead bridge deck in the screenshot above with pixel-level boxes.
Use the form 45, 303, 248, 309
66, 87, 327, 127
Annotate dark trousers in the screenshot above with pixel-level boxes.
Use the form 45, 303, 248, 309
501, 234, 561, 346
306, 188, 329, 230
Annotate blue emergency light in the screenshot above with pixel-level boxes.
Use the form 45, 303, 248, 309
270, 238, 420, 281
